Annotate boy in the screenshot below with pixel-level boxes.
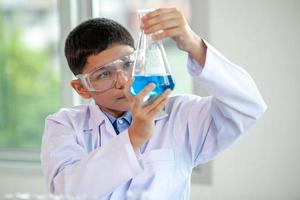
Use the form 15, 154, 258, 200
41, 8, 266, 200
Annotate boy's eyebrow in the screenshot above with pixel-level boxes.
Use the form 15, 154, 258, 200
88, 51, 135, 74
92, 63, 112, 73
92, 59, 123, 73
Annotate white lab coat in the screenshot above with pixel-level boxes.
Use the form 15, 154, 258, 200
41, 41, 267, 200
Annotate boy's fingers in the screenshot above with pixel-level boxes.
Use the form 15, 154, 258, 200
143, 89, 171, 113
142, 8, 175, 20
143, 11, 179, 29
134, 83, 156, 105
152, 27, 182, 41
148, 97, 168, 118
144, 19, 181, 35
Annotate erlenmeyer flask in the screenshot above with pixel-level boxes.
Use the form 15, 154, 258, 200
130, 9, 175, 104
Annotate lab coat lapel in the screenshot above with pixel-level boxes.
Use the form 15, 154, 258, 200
88, 104, 116, 137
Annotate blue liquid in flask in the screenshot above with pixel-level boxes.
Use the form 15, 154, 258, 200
130, 74, 175, 103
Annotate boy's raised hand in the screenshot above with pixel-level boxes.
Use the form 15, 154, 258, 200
141, 7, 207, 66
123, 78, 171, 151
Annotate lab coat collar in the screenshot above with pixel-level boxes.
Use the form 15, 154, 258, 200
89, 104, 106, 126
88, 104, 115, 136
88, 104, 169, 135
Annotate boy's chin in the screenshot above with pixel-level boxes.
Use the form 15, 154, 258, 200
114, 102, 131, 111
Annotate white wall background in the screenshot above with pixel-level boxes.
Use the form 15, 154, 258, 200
190, 0, 300, 199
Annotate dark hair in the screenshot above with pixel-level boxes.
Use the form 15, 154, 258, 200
64, 18, 135, 75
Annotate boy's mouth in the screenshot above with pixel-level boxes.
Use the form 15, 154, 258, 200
117, 96, 126, 100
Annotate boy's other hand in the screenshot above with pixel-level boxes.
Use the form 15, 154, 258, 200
141, 7, 207, 66
123, 78, 171, 151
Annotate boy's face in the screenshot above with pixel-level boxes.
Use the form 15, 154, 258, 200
71, 44, 134, 117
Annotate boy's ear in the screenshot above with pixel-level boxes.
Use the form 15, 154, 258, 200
70, 80, 92, 99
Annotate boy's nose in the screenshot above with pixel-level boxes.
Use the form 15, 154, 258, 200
115, 70, 129, 89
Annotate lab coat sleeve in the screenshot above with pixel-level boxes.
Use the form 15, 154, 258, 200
41, 118, 143, 197
182, 41, 267, 166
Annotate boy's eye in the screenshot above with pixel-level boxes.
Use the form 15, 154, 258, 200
123, 61, 134, 69
92, 70, 111, 80
99, 71, 111, 79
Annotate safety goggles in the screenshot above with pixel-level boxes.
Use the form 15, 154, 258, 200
76, 51, 136, 92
